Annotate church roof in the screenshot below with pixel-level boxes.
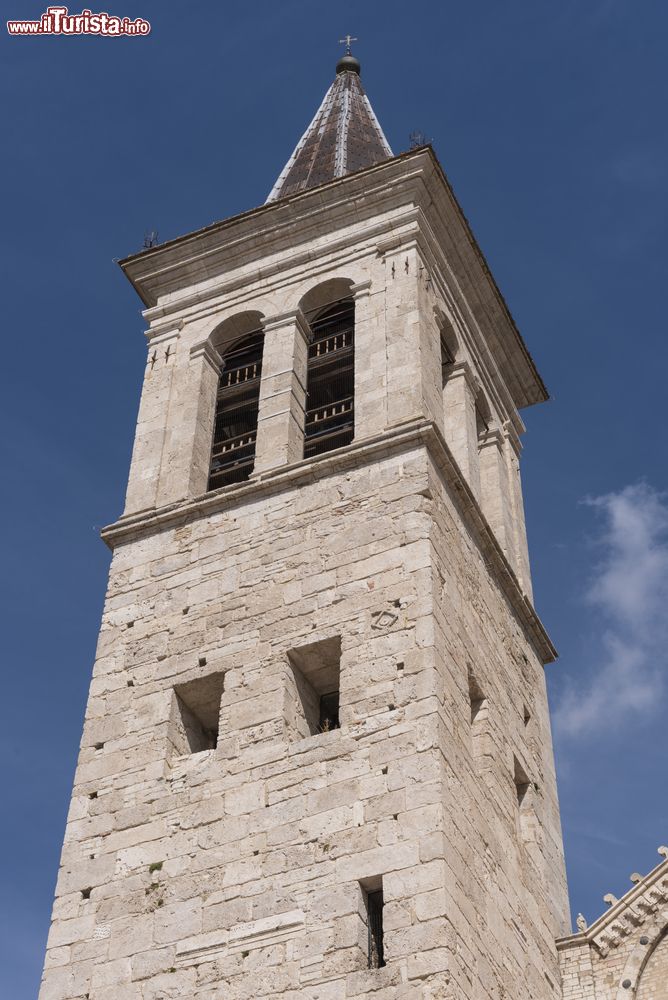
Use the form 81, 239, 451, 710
266, 49, 393, 203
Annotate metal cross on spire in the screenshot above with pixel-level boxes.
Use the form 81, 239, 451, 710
339, 34, 358, 54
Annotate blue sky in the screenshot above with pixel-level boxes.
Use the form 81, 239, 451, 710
2, 1, 667, 995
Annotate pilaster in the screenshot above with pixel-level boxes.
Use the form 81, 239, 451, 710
382, 243, 442, 431
442, 361, 481, 501
504, 422, 533, 599
478, 427, 517, 571
123, 329, 179, 515
350, 279, 387, 441
150, 338, 222, 505
254, 309, 309, 474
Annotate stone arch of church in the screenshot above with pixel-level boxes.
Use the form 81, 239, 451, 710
298, 277, 357, 459
208, 309, 266, 357
298, 276, 356, 319
615, 908, 668, 999
205, 309, 266, 490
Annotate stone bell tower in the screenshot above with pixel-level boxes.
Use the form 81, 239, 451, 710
40, 46, 570, 1000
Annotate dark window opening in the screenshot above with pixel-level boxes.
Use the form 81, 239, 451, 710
469, 680, 486, 726
366, 889, 385, 968
516, 779, 530, 808
208, 332, 263, 490
318, 691, 340, 733
514, 756, 531, 808
440, 332, 455, 386
304, 299, 354, 459
475, 399, 490, 438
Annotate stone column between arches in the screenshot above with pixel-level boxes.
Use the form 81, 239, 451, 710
350, 279, 387, 441
253, 309, 309, 475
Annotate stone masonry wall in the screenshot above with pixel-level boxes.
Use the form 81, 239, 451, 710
557, 885, 668, 999
637, 930, 668, 999
426, 451, 569, 1000
40, 433, 567, 1000
41, 153, 563, 1000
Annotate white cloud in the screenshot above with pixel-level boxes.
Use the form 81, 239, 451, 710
554, 483, 668, 738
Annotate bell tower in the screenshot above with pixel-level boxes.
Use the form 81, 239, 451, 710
40, 47, 570, 1000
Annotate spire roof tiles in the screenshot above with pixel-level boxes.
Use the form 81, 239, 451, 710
266, 53, 392, 203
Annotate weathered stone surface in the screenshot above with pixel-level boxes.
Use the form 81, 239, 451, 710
39, 147, 569, 999
557, 860, 668, 1000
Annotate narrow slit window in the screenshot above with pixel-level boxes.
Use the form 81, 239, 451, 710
208, 332, 264, 490
365, 888, 385, 968
468, 669, 488, 758
440, 331, 455, 386
303, 298, 355, 459
513, 754, 537, 843
475, 397, 490, 439
469, 678, 485, 725
318, 691, 340, 733
514, 755, 530, 807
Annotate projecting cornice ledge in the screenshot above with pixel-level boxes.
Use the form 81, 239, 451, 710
102, 420, 556, 664
556, 856, 668, 959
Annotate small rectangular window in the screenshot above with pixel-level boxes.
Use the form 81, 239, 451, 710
286, 636, 341, 740
365, 888, 385, 968
169, 672, 225, 756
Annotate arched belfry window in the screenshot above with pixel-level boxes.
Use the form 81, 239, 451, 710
303, 297, 355, 459
208, 331, 264, 490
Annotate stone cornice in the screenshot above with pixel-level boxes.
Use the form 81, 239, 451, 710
350, 279, 372, 300
189, 340, 222, 373
478, 428, 505, 452
119, 147, 547, 411
556, 857, 668, 958
262, 308, 310, 343
145, 322, 183, 346
101, 419, 556, 665
415, 156, 549, 408
444, 360, 480, 396
409, 212, 527, 434
137, 206, 419, 331
504, 419, 524, 457
123, 171, 424, 316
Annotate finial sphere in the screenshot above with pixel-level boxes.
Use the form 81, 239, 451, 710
336, 53, 361, 75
